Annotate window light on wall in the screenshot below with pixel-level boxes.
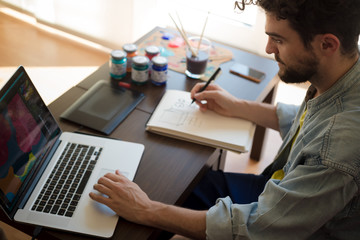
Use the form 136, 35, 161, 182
165, 0, 258, 27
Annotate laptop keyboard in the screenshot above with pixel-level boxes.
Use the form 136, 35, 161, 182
31, 142, 102, 217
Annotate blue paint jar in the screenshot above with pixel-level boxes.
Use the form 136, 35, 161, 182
109, 50, 127, 79
151, 56, 168, 86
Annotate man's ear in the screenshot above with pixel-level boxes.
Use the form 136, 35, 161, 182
319, 34, 340, 55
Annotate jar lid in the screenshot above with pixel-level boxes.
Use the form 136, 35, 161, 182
122, 43, 137, 53
111, 50, 126, 60
145, 45, 160, 55
132, 56, 149, 66
152, 56, 168, 66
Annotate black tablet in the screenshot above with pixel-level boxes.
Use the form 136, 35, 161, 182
60, 80, 145, 135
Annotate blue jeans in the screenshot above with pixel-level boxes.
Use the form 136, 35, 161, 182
183, 170, 268, 210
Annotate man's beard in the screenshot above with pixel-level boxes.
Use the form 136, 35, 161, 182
275, 53, 319, 84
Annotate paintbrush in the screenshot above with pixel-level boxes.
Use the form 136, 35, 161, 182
169, 13, 197, 57
197, 12, 209, 55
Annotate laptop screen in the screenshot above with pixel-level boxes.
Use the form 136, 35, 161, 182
0, 67, 61, 215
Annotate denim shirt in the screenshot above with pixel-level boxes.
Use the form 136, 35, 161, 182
206, 58, 360, 240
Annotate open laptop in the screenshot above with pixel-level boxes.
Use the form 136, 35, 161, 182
0, 66, 145, 238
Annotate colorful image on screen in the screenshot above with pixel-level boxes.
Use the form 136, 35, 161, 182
0, 79, 59, 207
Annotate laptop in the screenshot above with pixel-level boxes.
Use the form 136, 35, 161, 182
0, 66, 145, 238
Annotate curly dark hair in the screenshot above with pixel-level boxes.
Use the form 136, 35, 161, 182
257, 0, 360, 57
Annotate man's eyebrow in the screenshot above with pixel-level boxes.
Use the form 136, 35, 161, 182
265, 32, 285, 39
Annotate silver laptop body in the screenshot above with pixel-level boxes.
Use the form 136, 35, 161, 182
0, 66, 144, 238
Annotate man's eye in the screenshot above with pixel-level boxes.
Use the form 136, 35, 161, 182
272, 38, 282, 44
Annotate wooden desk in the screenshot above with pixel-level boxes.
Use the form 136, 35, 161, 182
0, 27, 278, 239
78, 27, 279, 161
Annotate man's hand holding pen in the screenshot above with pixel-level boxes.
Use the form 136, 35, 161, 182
190, 81, 241, 118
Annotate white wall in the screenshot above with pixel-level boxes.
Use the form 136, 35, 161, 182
1, 0, 269, 57
155, 0, 269, 57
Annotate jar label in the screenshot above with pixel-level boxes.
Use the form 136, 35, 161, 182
151, 70, 167, 83
110, 61, 126, 77
132, 69, 149, 83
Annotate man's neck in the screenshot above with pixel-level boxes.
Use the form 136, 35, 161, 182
311, 54, 359, 96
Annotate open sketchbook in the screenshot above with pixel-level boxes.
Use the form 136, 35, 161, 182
146, 90, 255, 153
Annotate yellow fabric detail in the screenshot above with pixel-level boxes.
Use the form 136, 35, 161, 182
271, 109, 307, 180
271, 169, 285, 180
291, 109, 307, 149
299, 109, 307, 128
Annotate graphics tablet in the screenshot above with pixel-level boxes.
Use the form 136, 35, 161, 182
61, 80, 145, 135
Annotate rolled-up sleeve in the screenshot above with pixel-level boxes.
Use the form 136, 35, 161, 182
276, 103, 300, 139
206, 165, 357, 240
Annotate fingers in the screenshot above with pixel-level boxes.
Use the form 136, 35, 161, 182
93, 181, 113, 196
92, 171, 127, 196
190, 82, 206, 98
103, 171, 127, 182
190, 83, 221, 100
89, 170, 153, 222
191, 85, 222, 112
89, 191, 111, 205
194, 89, 222, 104
89, 172, 126, 205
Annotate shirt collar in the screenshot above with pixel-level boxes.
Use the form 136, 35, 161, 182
305, 57, 360, 109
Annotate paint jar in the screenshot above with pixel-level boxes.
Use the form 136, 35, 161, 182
109, 50, 127, 79
145, 45, 160, 74
131, 56, 149, 84
151, 56, 168, 86
122, 43, 138, 72
145, 45, 160, 61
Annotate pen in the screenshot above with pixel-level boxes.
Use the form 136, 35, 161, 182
191, 67, 221, 104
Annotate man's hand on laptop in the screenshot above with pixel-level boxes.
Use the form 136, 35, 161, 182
90, 170, 207, 239
89, 170, 154, 224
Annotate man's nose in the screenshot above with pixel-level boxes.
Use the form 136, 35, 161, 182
265, 38, 279, 55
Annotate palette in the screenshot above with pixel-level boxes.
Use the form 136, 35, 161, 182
136, 30, 233, 81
